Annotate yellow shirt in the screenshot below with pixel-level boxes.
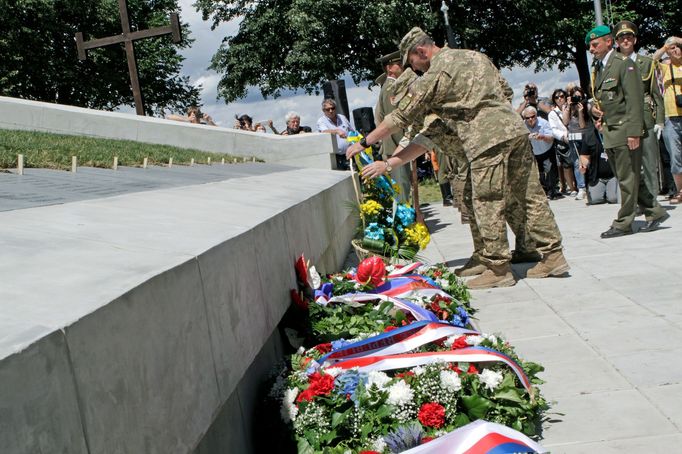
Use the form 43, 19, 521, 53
661, 62, 682, 118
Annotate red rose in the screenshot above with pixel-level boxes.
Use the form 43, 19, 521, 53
314, 343, 332, 354
467, 364, 479, 374
418, 402, 446, 428
355, 256, 386, 287
451, 336, 469, 350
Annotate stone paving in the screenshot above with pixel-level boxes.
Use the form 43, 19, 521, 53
419, 195, 682, 453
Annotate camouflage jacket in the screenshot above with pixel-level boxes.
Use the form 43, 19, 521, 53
385, 47, 527, 160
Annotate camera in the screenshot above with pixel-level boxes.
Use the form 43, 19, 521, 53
570, 95, 582, 104
524, 87, 536, 98
676, 94, 682, 108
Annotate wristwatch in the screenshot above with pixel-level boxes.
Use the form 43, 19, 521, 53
385, 159, 392, 173
359, 137, 369, 148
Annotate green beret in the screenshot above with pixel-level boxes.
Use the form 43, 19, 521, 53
585, 25, 612, 45
614, 20, 638, 38
376, 50, 401, 65
399, 27, 429, 66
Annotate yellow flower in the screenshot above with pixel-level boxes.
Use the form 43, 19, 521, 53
404, 222, 430, 250
360, 199, 383, 216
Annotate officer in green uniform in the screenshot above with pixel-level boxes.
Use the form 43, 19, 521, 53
587, 25, 669, 238
374, 50, 412, 202
348, 28, 568, 289
614, 20, 666, 205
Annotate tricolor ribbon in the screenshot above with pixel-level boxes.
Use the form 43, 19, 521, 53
323, 293, 438, 322
387, 262, 423, 277
330, 347, 534, 397
372, 275, 452, 300
320, 321, 479, 364
402, 420, 547, 454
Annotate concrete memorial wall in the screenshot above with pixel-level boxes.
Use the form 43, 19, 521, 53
0, 164, 357, 453
0, 96, 339, 169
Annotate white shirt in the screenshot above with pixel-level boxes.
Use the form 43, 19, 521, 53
548, 108, 568, 141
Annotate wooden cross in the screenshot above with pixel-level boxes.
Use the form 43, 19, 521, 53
75, 0, 181, 116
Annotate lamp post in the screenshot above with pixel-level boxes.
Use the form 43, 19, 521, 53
440, 0, 456, 48
593, 0, 603, 25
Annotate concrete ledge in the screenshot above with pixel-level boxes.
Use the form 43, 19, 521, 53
0, 167, 356, 453
0, 96, 338, 169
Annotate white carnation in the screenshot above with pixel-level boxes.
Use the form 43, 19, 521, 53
443, 336, 456, 348
479, 369, 504, 391
280, 388, 299, 423
466, 335, 484, 346
387, 380, 414, 406
437, 278, 449, 288
297, 346, 305, 355
367, 371, 391, 390
440, 370, 462, 392
413, 366, 425, 376
487, 334, 498, 345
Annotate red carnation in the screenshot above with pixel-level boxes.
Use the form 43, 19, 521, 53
314, 343, 332, 354
433, 270, 443, 277
296, 388, 315, 403
467, 364, 479, 374
451, 336, 469, 350
384, 325, 398, 333
421, 436, 435, 444
396, 371, 415, 379
359, 451, 381, 454
450, 363, 463, 374
308, 372, 334, 395
418, 402, 446, 428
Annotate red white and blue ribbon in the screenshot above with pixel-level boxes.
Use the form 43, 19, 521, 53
320, 321, 479, 364
322, 293, 438, 322
387, 262, 423, 277
372, 275, 453, 300
402, 420, 547, 454
330, 347, 534, 397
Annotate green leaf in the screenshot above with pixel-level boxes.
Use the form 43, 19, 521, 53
297, 437, 315, 454
462, 395, 493, 419
453, 412, 471, 428
331, 410, 347, 428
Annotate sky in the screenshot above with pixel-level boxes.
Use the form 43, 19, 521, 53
176, 0, 584, 131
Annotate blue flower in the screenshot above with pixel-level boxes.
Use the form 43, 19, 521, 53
383, 423, 424, 452
451, 306, 470, 328
395, 204, 415, 226
334, 370, 366, 403
364, 222, 385, 240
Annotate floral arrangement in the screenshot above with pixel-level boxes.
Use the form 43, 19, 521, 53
351, 144, 430, 260
272, 256, 548, 453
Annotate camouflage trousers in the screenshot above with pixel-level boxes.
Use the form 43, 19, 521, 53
463, 135, 563, 267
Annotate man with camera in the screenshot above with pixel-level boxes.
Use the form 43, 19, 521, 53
588, 25, 668, 238
614, 20, 665, 205
516, 83, 550, 120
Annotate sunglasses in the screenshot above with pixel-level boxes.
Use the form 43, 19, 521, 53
554, 94, 566, 99
524, 115, 536, 120
324, 107, 336, 112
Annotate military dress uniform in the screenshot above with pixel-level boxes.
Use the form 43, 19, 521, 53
614, 20, 666, 202
591, 46, 667, 234
386, 29, 565, 282
374, 51, 412, 202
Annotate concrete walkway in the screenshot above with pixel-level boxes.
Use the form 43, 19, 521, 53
420, 196, 682, 453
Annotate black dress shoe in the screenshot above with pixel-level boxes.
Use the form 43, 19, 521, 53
640, 213, 671, 233
600, 226, 632, 239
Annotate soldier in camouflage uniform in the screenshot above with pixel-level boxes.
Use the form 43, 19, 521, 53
391, 69, 541, 279
347, 27, 568, 289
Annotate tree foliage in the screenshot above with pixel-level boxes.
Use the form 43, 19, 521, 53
196, 0, 681, 102
0, 0, 200, 115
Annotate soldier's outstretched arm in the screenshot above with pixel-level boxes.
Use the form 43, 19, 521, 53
345, 119, 401, 159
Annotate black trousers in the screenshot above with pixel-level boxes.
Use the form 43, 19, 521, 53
534, 148, 559, 198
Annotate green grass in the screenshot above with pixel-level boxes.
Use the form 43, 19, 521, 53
417, 178, 443, 204
0, 129, 253, 170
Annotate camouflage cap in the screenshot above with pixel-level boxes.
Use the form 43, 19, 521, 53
614, 20, 637, 38
376, 50, 401, 65
585, 25, 612, 45
392, 68, 418, 99
400, 27, 429, 66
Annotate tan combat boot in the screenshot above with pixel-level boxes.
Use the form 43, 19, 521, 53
526, 250, 570, 278
467, 264, 516, 290
455, 257, 487, 277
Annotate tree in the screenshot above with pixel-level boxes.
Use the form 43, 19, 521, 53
0, 0, 200, 116
196, 0, 681, 102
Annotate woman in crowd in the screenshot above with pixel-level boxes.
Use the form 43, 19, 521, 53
234, 114, 256, 131
654, 36, 682, 203
549, 88, 578, 197
579, 109, 618, 205
563, 85, 590, 200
